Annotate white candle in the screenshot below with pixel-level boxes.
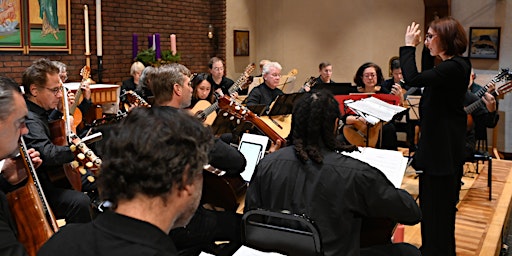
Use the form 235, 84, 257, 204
152, 34, 156, 51
96, 0, 102, 56
84, 5, 90, 54
170, 34, 176, 55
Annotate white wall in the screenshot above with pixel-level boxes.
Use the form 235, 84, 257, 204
227, 0, 424, 83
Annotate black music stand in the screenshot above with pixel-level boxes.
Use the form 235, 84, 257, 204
265, 92, 305, 117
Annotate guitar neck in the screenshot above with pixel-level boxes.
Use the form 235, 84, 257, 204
228, 74, 249, 94
246, 111, 286, 145
69, 84, 84, 115
203, 102, 219, 117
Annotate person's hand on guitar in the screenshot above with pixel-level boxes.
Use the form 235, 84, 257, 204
267, 139, 283, 154
1, 148, 42, 185
391, 83, 404, 106
482, 93, 497, 112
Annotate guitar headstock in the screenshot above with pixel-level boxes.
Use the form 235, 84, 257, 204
304, 76, 317, 88
497, 81, 512, 96
244, 63, 256, 76
217, 96, 251, 123
69, 133, 102, 179
80, 66, 91, 81
287, 68, 298, 76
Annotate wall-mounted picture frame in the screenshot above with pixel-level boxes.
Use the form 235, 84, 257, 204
469, 27, 500, 59
234, 30, 249, 56
27, 0, 71, 53
0, 0, 24, 52
0, 0, 71, 54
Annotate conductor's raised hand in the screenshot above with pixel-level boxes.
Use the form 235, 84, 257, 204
405, 22, 422, 47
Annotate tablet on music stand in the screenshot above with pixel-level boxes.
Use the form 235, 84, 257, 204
313, 83, 358, 95
265, 92, 305, 116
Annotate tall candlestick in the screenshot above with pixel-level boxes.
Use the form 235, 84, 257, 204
170, 34, 176, 55
132, 34, 138, 59
148, 34, 153, 49
155, 33, 161, 59
84, 5, 90, 54
96, 0, 102, 56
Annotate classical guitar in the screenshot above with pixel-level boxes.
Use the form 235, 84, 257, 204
343, 119, 382, 148
68, 66, 90, 133
201, 164, 247, 212
466, 80, 512, 129
190, 63, 256, 125
7, 138, 59, 255
121, 90, 150, 111
217, 95, 286, 146
299, 76, 318, 92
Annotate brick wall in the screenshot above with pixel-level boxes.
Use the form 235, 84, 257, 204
0, 0, 226, 84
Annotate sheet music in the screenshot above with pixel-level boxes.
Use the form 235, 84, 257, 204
342, 147, 408, 188
232, 246, 286, 256
346, 97, 406, 122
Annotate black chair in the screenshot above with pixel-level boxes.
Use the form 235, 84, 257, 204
466, 126, 492, 200
242, 209, 323, 256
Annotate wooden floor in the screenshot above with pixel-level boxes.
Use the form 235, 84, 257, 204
400, 158, 512, 256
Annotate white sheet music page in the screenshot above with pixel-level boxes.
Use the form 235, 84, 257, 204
347, 97, 406, 122
232, 245, 286, 256
342, 147, 408, 188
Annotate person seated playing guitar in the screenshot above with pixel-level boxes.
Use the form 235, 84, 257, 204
340, 62, 402, 150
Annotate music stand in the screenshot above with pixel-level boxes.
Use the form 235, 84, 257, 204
265, 92, 305, 117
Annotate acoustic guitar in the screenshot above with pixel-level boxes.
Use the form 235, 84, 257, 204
343, 120, 382, 148
68, 66, 90, 133
467, 81, 512, 127
466, 69, 511, 129
217, 95, 286, 146
190, 63, 256, 125
201, 164, 247, 212
7, 138, 59, 256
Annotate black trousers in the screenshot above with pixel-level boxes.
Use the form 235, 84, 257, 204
419, 172, 459, 256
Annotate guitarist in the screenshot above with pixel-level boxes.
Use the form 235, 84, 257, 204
0, 76, 43, 256
245, 61, 284, 112
188, 73, 216, 109
22, 59, 94, 224
207, 57, 237, 97
147, 63, 248, 255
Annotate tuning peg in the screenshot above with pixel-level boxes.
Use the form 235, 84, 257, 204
77, 153, 85, 160
229, 116, 235, 120
70, 144, 77, 152
78, 167, 87, 175
223, 112, 228, 117
87, 176, 95, 183
71, 161, 79, 168
85, 162, 94, 168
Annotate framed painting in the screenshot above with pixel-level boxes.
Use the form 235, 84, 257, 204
469, 27, 500, 59
234, 30, 249, 56
0, 0, 24, 52
26, 0, 71, 53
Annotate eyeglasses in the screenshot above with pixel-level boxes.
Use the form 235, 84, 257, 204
270, 73, 281, 78
212, 67, 224, 72
363, 73, 377, 79
425, 33, 437, 41
45, 86, 63, 96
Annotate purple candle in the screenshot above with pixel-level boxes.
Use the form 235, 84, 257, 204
155, 33, 161, 59
132, 33, 138, 59
148, 34, 153, 49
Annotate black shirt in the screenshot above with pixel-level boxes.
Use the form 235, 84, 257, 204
38, 210, 178, 256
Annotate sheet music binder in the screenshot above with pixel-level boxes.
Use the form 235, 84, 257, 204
265, 92, 305, 116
